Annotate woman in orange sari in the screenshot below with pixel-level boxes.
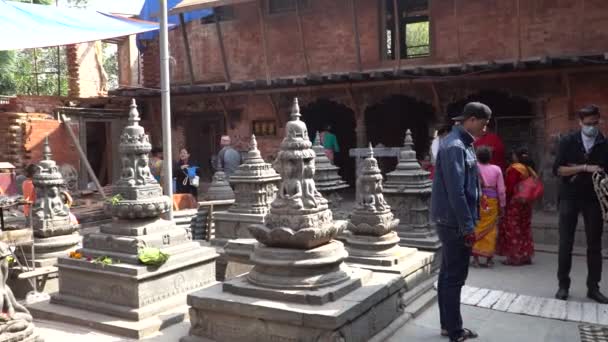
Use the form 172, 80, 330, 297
472, 147, 506, 267
497, 147, 537, 266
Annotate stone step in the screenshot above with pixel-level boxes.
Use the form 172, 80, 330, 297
401, 272, 438, 309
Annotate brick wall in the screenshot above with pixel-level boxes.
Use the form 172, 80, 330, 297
66, 42, 107, 97
141, 0, 608, 85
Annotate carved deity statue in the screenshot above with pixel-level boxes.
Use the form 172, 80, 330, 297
32, 137, 69, 221
0, 242, 38, 340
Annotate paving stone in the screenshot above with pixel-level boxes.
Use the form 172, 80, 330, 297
597, 304, 608, 325
538, 298, 567, 320
582, 302, 599, 324
491, 292, 518, 312
460, 286, 479, 303
506, 295, 534, 314
521, 296, 547, 316
566, 300, 583, 322
476, 290, 504, 309
462, 288, 490, 306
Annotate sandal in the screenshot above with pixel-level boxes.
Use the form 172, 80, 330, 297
441, 329, 448, 337
470, 259, 480, 268
450, 328, 479, 341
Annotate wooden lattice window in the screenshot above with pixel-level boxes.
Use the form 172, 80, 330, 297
382, 0, 431, 59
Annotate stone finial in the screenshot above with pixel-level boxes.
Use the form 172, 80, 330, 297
314, 131, 322, 147
251, 134, 258, 150
290, 98, 301, 121
128, 98, 141, 125
403, 129, 414, 150
367, 143, 374, 159
43, 135, 52, 161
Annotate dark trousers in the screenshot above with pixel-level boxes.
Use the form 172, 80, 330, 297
557, 198, 604, 291
437, 224, 471, 339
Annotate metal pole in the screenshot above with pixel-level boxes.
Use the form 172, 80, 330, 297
160, 0, 174, 220
56, 0, 61, 97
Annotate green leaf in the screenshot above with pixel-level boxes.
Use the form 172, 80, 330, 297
138, 248, 170, 266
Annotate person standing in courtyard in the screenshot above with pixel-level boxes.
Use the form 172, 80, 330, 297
149, 147, 163, 184
471, 146, 505, 268
497, 147, 537, 266
320, 124, 339, 164
217, 135, 241, 179
432, 102, 491, 341
174, 148, 199, 199
553, 105, 608, 304
473, 126, 506, 171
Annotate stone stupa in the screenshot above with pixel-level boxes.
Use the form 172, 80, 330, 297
22, 136, 80, 267
383, 130, 441, 254
213, 134, 280, 247
182, 98, 407, 342
312, 131, 348, 207
344, 145, 434, 281
34, 100, 218, 338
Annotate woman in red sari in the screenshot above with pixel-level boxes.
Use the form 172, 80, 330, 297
497, 147, 536, 266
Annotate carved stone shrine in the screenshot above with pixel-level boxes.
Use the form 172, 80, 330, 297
213, 134, 280, 247
203, 167, 235, 202
383, 130, 441, 254
312, 131, 349, 209
37, 100, 218, 339
344, 145, 434, 283
183, 98, 407, 342
0, 242, 43, 342
21, 137, 80, 267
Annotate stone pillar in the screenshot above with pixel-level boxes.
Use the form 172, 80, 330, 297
344, 145, 434, 283
0, 242, 42, 342
40, 100, 218, 338
183, 98, 408, 342
383, 130, 441, 255
21, 136, 80, 267
355, 116, 367, 147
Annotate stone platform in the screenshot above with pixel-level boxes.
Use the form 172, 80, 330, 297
51, 244, 217, 321
28, 299, 189, 339
182, 271, 406, 342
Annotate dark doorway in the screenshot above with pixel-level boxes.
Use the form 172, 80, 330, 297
364, 95, 435, 173
178, 113, 225, 182
85, 121, 111, 186
301, 99, 357, 186
446, 90, 536, 162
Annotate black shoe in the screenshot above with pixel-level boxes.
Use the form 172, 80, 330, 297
588, 289, 608, 304
555, 288, 569, 300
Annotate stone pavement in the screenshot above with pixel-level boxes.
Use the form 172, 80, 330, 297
387, 251, 608, 342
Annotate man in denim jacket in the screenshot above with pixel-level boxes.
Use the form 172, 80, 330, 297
431, 102, 491, 342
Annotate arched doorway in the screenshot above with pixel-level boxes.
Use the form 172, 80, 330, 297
446, 90, 537, 162
364, 95, 435, 173
301, 99, 357, 185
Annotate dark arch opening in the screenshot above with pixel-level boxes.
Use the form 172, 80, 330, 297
364, 95, 435, 173
301, 99, 357, 185
446, 90, 536, 161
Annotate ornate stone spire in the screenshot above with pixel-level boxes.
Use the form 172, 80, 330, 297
107, 99, 170, 219
383, 129, 438, 251
311, 131, 348, 200
249, 97, 342, 251
43, 136, 52, 160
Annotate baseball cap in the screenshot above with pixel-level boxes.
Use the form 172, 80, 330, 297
451, 102, 492, 122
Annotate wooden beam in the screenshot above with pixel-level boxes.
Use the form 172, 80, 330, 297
516, 0, 521, 61
392, 0, 401, 69
179, 13, 196, 85
257, 0, 272, 84
430, 82, 441, 113
214, 8, 231, 82
267, 94, 282, 126
562, 72, 574, 119
218, 97, 230, 126
455, 0, 462, 63
350, 0, 362, 71
295, 0, 311, 74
